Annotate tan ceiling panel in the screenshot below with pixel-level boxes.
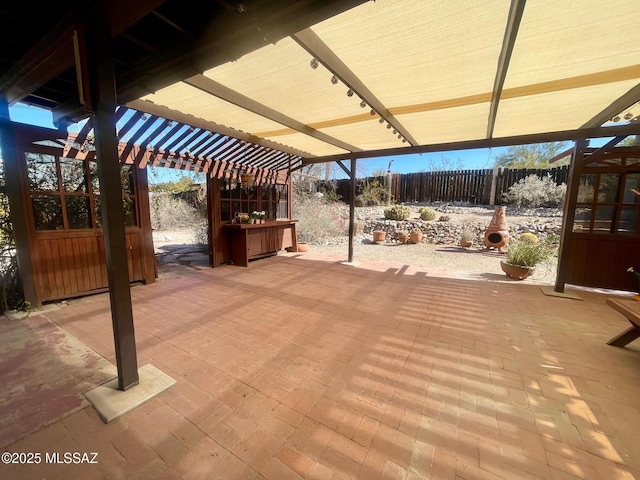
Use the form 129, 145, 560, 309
494, 80, 640, 138
139, 0, 640, 162
505, 0, 640, 90
397, 103, 491, 145
142, 82, 286, 134
311, 0, 508, 106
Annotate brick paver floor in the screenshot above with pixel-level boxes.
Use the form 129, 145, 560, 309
2, 252, 639, 479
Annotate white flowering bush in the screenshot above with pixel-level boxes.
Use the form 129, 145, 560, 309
502, 174, 566, 208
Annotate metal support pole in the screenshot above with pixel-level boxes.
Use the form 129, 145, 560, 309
86, 15, 139, 390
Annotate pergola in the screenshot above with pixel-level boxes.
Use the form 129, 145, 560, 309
2, 0, 640, 391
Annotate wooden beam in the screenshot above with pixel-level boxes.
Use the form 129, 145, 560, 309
0, 98, 40, 308
554, 140, 587, 293
85, 13, 139, 391
486, 0, 526, 139
581, 82, 640, 128
184, 74, 360, 152
580, 135, 628, 166
293, 28, 417, 146
302, 122, 640, 165
348, 159, 356, 263
127, 99, 315, 159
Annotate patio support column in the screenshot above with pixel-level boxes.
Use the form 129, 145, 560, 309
0, 97, 39, 308
554, 139, 587, 293
348, 159, 357, 263
86, 15, 139, 390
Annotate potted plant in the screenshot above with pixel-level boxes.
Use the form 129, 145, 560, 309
372, 230, 386, 243
500, 234, 553, 280
460, 228, 474, 248
251, 211, 267, 224
397, 230, 409, 244
410, 228, 423, 244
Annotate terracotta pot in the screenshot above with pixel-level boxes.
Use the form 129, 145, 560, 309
372, 231, 386, 243
296, 243, 309, 253
460, 240, 473, 248
397, 234, 409, 244
500, 260, 535, 280
410, 231, 423, 244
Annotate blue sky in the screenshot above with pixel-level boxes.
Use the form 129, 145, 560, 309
6, 102, 527, 180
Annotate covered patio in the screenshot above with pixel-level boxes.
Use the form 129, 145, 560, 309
2, 253, 640, 479
2, 1, 640, 478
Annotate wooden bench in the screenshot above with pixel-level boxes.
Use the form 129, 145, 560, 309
606, 298, 640, 347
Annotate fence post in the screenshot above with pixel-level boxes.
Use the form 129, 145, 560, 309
489, 165, 499, 205
385, 172, 392, 206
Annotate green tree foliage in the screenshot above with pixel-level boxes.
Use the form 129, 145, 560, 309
493, 142, 569, 168
149, 175, 199, 194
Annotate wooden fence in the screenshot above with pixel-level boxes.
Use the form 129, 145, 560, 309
331, 165, 569, 205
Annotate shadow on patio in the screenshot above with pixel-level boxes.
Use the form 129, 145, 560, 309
2, 252, 640, 479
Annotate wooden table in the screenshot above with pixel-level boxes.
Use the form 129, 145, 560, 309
606, 298, 640, 347
223, 220, 297, 267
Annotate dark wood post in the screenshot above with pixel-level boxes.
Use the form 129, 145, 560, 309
554, 140, 587, 293
348, 159, 356, 263
85, 16, 139, 390
0, 97, 40, 308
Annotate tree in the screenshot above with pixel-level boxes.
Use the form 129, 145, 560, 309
424, 154, 464, 172
493, 142, 569, 168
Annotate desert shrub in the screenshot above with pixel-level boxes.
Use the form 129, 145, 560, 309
293, 191, 348, 244
419, 206, 436, 221
357, 178, 390, 206
150, 193, 200, 230
438, 215, 450, 222
502, 174, 566, 208
316, 180, 342, 203
384, 205, 411, 220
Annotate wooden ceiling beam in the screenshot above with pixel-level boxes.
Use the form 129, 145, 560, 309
292, 28, 418, 146
302, 122, 640, 165
184, 74, 361, 152
127, 98, 314, 158
486, 0, 526, 139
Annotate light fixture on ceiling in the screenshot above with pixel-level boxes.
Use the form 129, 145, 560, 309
624, 113, 633, 120
370, 109, 376, 116
346, 89, 354, 97
360, 100, 367, 108
310, 58, 319, 69
379, 118, 384, 124
330, 75, 338, 85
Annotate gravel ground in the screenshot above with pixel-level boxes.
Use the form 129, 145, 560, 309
307, 205, 562, 284
152, 206, 561, 284
306, 240, 559, 284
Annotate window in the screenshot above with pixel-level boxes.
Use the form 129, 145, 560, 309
573, 163, 640, 235
219, 179, 288, 221
25, 150, 138, 231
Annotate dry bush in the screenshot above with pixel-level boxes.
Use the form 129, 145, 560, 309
293, 193, 348, 244
150, 193, 200, 230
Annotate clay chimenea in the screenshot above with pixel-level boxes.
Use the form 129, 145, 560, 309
484, 206, 509, 251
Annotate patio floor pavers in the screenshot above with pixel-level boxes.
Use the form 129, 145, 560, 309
2, 252, 640, 479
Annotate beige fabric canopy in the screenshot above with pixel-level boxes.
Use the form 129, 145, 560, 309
132, 0, 640, 165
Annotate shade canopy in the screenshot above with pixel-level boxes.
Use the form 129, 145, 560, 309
2, 0, 640, 172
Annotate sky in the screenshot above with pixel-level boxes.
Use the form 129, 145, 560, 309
5, 102, 531, 182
